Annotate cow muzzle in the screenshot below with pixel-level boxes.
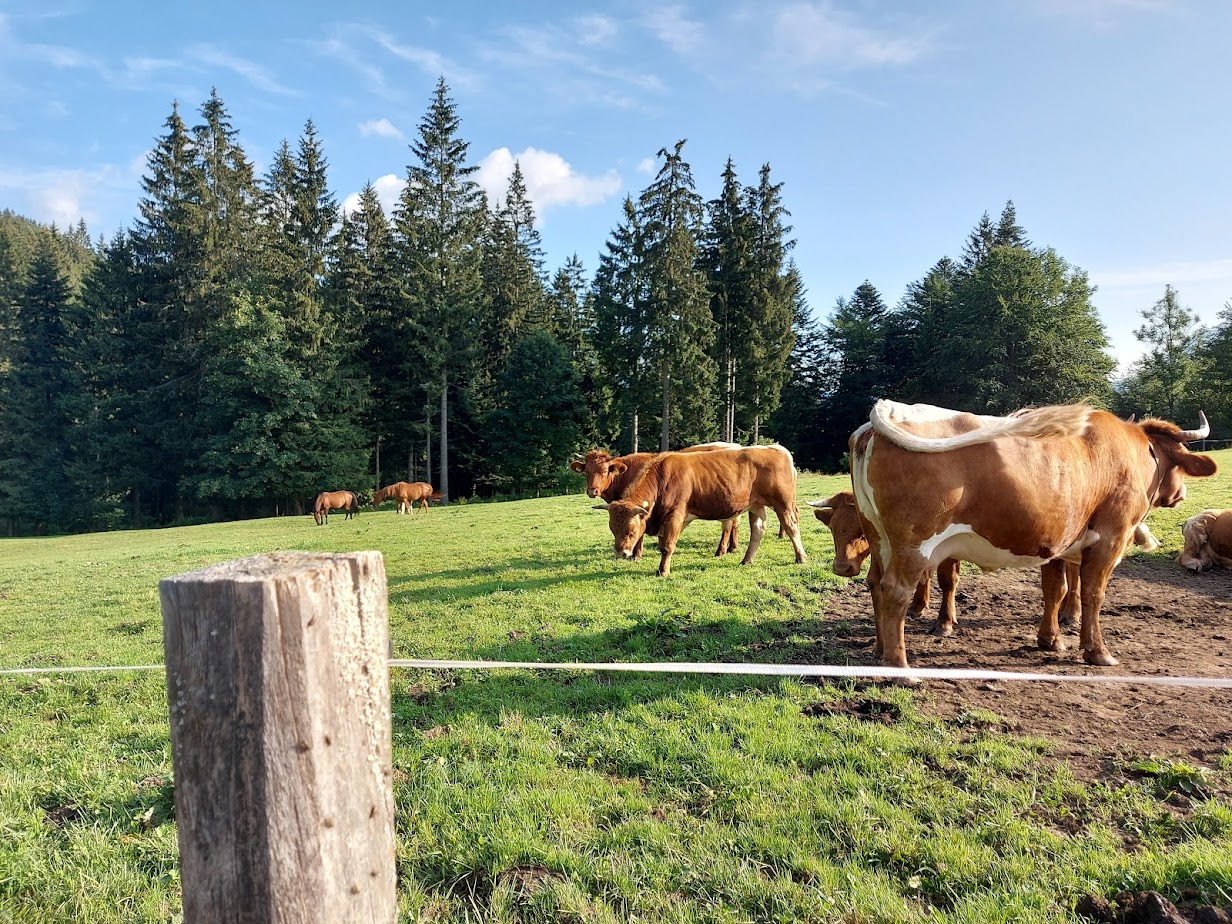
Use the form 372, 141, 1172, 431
833, 560, 860, 578
587, 488, 599, 498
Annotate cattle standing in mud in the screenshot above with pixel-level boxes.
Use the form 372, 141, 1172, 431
807, 489, 1160, 639
848, 401, 1215, 669
572, 443, 743, 558
597, 444, 807, 577
1179, 509, 1232, 572
313, 490, 358, 525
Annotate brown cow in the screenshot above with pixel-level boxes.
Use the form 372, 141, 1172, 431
374, 481, 442, 515
850, 401, 1215, 668
313, 490, 358, 525
572, 443, 744, 558
597, 444, 807, 576
1179, 509, 1232, 571
807, 489, 1158, 638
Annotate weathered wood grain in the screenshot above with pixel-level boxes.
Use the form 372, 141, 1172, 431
160, 551, 395, 924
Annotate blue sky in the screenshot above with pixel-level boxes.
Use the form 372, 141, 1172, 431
3, 0, 1230, 372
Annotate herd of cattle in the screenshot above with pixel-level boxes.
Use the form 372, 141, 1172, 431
572, 400, 1230, 670
312, 400, 1230, 670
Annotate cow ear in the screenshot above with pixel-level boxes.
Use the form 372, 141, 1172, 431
635, 506, 650, 520
1179, 452, 1218, 478
569, 460, 586, 473
609, 460, 627, 475
813, 507, 834, 525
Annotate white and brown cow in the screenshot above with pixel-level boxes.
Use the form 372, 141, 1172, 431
572, 443, 743, 558
850, 401, 1215, 668
808, 489, 1159, 638
597, 444, 808, 576
1178, 509, 1232, 572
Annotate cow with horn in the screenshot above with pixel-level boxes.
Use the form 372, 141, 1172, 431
848, 401, 1215, 669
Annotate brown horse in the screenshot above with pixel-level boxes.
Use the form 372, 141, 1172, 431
313, 490, 358, 525
373, 481, 443, 515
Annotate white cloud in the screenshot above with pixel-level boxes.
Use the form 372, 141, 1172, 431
643, 4, 708, 56
575, 14, 620, 47
771, 3, 929, 69
367, 28, 479, 90
341, 173, 406, 217
359, 118, 404, 141
187, 44, 299, 96
477, 147, 622, 213
0, 164, 116, 227
636, 157, 656, 175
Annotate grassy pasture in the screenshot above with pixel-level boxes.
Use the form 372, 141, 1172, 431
1, 455, 1231, 923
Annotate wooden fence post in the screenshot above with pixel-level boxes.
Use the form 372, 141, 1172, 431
159, 551, 396, 923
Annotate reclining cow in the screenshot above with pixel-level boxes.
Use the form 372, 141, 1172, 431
808, 489, 1158, 639
849, 401, 1214, 668
1179, 509, 1232, 572
597, 444, 808, 577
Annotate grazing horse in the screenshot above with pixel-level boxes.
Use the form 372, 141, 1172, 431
374, 481, 443, 515
313, 490, 358, 526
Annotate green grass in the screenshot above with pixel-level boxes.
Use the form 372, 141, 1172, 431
2, 455, 1231, 923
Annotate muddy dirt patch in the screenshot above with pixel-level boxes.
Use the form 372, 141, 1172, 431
821, 557, 1232, 783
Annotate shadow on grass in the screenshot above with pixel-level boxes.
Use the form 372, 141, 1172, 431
389, 607, 876, 731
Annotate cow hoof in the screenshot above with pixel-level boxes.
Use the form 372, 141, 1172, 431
1058, 615, 1077, 629
1038, 636, 1067, 652
929, 622, 955, 638
1082, 649, 1118, 667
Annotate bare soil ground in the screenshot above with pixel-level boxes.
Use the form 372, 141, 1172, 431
821, 556, 1232, 783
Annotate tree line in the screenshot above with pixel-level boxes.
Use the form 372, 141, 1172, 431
2, 79, 1229, 536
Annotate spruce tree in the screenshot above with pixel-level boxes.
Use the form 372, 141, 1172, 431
591, 197, 651, 451
704, 158, 752, 442
638, 140, 716, 448
393, 77, 486, 501
1120, 285, 1205, 420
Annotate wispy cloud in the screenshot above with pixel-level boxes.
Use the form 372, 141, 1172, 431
187, 44, 299, 97
367, 28, 479, 90
306, 35, 396, 99
770, 3, 930, 70
476, 147, 622, 214
359, 118, 405, 141
642, 5, 708, 57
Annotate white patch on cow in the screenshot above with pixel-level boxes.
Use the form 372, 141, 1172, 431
916, 523, 1045, 571
850, 423, 890, 566
1057, 530, 1101, 562
879, 401, 1001, 427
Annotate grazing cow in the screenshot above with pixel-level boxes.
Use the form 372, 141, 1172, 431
849, 401, 1215, 668
807, 490, 1159, 638
313, 490, 358, 526
1179, 509, 1232, 571
597, 444, 807, 576
572, 443, 744, 558
374, 481, 443, 515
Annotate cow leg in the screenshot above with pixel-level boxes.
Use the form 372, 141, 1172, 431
632, 534, 645, 561
877, 563, 921, 670
1038, 560, 1069, 652
1058, 560, 1080, 627
1078, 544, 1123, 666
909, 577, 931, 619
773, 502, 808, 564
928, 559, 960, 637
714, 518, 737, 557
740, 505, 769, 565
657, 514, 687, 577
866, 555, 886, 658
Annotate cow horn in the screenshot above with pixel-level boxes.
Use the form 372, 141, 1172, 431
1176, 410, 1210, 442
1125, 413, 1135, 423
592, 502, 610, 511
806, 499, 833, 510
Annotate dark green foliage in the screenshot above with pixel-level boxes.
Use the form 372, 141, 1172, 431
393, 77, 486, 501
484, 331, 586, 494
637, 140, 716, 448
1191, 302, 1232, 437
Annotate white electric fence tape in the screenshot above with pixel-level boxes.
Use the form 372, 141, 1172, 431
4, 659, 1230, 688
